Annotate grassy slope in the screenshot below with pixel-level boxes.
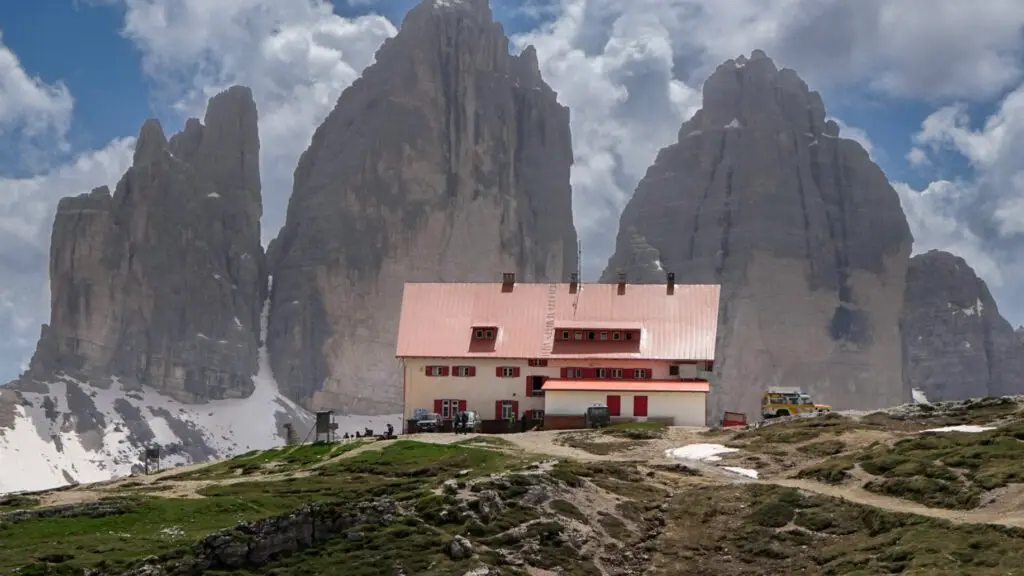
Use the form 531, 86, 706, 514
4, 402, 1024, 575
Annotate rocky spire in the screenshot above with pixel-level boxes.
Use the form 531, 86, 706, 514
19, 85, 267, 404
902, 250, 1024, 400
267, 0, 577, 415
603, 50, 913, 421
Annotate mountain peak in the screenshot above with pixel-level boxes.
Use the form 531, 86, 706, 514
133, 119, 168, 164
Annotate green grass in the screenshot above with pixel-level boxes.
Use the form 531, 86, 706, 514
0, 494, 41, 511
650, 483, 1024, 575
794, 419, 1024, 510
168, 440, 368, 481
0, 441, 531, 574
451, 436, 520, 450
600, 421, 667, 440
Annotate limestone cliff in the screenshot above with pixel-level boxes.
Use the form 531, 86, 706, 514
267, 0, 578, 414
19, 86, 266, 403
602, 51, 913, 421
902, 250, 1024, 400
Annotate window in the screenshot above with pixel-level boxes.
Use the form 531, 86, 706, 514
485, 329, 494, 339
501, 401, 514, 420
426, 365, 448, 377
597, 368, 608, 378
574, 331, 584, 341
565, 367, 583, 378
587, 331, 596, 340
599, 331, 609, 341
528, 359, 548, 367
529, 376, 546, 397
561, 330, 570, 340
633, 368, 649, 379
612, 368, 623, 379
473, 328, 496, 340
474, 329, 484, 339
438, 399, 463, 419
669, 364, 680, 376
526, 409, 545, 420
497, 366, 520, 378
453, 365, 475, 377
612, 331, 622, 341
625, 331, 634, 340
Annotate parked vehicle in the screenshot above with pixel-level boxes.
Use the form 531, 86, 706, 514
458, 410, 482, 433
584, 404, 611, 428
760, 387, 831, 419
416, 412, 443, 432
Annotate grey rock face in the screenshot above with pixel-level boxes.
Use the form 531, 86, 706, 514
602, 51, 913, 421
902, 250, 1024, 400
267, 0, 578, 414
19, 85, 266, 403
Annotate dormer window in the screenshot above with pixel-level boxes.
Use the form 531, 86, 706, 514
587, 331, 596, 340
625, 331, 633, 340
612, 331, 622, 341
561, 330, 570, 340
574, 331, 584, 341
473, 326, 497, 340
599, 331, 608, 341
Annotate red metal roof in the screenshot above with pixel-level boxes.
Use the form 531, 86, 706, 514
541, 380, 711, 393
396, 282, 720, 361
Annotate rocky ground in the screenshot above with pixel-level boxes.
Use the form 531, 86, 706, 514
4, 397, 1024, 575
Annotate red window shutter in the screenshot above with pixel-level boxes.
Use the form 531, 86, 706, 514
559, 367, 567, 378
495, 400, 503, 419
468, 366, 476, 377
512, 401, 519, 418
458, 400, 467, 412
441, 366, 450, 376
426, 366, 435, 376
434, 399, 443, 413
512, 367, 521, 377
496, 366, 503, 377
646, 369, 652, 379
525, 377, 532, 397
634, 395, 648, 417
584, 368, 597, 378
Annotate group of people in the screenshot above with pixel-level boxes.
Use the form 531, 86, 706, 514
341, 422, 395, 440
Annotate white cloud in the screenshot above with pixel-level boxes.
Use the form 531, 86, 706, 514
907, 147, 930, 167
118, 0, 397, 242
0, 33, 74, 171
831, 117, 875, 158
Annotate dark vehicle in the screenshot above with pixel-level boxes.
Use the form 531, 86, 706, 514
458, 410, 482, 433
584, 404, 611, 428
416, 412, 442, 432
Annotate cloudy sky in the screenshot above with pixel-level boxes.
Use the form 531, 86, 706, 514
2, 0, 1024, 383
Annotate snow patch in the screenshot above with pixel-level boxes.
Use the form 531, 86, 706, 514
721, 466, 759, 479
725, 118, 741, 129
0, 278, 395, 495
911, 388, 930, 404
665, 443, 737, 462
207, 193, 221, 198
922, 425, 995, 434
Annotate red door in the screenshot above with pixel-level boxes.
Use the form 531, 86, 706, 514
633, 395, 648, 417
607, 395, 621, 417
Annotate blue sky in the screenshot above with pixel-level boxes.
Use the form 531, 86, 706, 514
2, 0, 1024, 384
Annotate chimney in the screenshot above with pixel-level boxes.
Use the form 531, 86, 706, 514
502, 272, 515, 285
617, 271, 626, 294
666, 272, 675, 295
569, 272, 579, 293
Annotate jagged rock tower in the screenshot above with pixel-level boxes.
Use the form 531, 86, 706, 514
902, 250, 1024, 401
20, 86, 266, 403
603, 51, 913, 420
267, 0, 578, 414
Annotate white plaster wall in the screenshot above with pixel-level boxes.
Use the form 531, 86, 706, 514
402, 357, 704, 421
544, 390, 706, 427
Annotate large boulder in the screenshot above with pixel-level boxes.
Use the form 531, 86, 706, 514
267, 0, 578, 414
602, 51, 913, 420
